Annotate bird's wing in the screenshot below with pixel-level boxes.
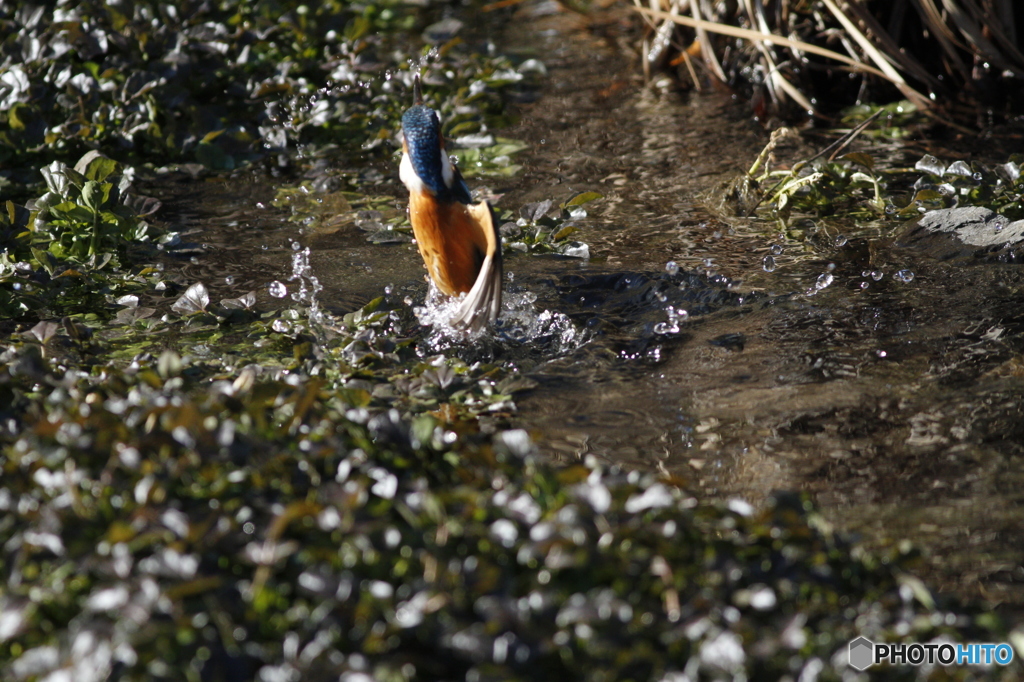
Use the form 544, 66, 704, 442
448, 161, 473, 205
450, 201, 503, 332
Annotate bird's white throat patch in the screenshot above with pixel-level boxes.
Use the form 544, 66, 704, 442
399, 152, 427, 193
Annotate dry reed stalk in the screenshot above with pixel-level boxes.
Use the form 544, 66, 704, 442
631, 0, 1024, 120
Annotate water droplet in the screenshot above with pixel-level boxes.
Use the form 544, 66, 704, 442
762, 255, 777, 272
291, 241, 302, 251
972, 171, 983, 181
225, 275, 236, 285
834, 235, 848, 247
268, 281, 287, 298
895, 269, 915, 283
384, 285, 393, 295
860, 281, 869, 289
884, 204, 897, 215
862, 270, 871, 277
770, 244, 783, 256
993, 215, 1008, 232
826, 262, 836, 271
815, 273, 834, 290
871, 270, 884, 281
876, 349, 887, 358
703, 258, 714, 268
665, 261, 679, 275
271, 319, 291, 332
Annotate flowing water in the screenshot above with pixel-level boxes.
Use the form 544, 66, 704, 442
145, 7, 1024, 612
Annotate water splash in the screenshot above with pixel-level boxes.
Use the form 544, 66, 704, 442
288, 246, 324, 326
415, 284, 587, 356
413, 282, 487, 345
653, 306, 688, 335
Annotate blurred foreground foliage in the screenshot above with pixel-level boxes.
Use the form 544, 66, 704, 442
0, 298, 1013, 680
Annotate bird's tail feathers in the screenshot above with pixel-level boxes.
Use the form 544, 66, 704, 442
450, 252, 502, 332
449, 201, 503, 333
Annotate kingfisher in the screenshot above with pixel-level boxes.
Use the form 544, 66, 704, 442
399, 75, 503, 332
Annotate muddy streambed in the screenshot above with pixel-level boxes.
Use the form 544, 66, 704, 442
138, 8, 1024, 613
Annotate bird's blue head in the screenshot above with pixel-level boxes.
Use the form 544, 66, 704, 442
401, 104, 470, 204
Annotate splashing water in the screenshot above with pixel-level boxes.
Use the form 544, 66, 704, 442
653, 305, 688, 335
288, 246, 324, 326
268, 281, 287, 298
805, 272, 834, 296
415, 284, 587, 355
413, 282, 489, 345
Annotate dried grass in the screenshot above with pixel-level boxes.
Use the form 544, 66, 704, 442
631, 0, 1024, 121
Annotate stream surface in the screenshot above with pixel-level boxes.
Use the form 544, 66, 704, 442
148, 6, 1024, 611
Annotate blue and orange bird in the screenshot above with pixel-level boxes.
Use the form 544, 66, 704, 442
399, 76, 502, 332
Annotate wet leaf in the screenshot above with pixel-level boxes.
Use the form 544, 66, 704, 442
114, 306, 156, 325
24, 320, 59, 344
80, 181, 108, 212
561, 191, 604, 208
221, 292, 257, 310
172, 282, 210, 315
520, 199, 553, 222
73, 151, 118, 182
123, 193, 162, 217
841, 152, 874, 170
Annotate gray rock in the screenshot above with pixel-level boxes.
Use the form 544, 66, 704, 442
897, 206, 1024, 262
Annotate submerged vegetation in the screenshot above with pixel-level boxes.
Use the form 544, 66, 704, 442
2, 0, 1024, 680
738, 116, 1024, 238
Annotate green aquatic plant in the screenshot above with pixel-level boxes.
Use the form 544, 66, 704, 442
0, 0, 543, 196
886, 153, 1024, 222
501, 192, 603, 259
450, 137, 528, 178
0, 152, 158, 319
31, 153, 149, 263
